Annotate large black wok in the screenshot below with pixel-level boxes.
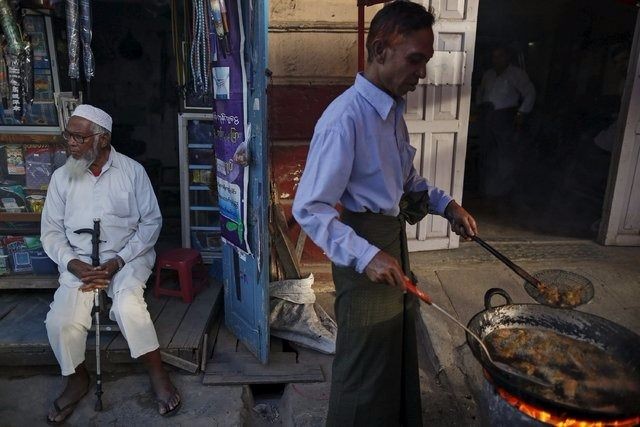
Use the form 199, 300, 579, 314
466, 288, 640, 420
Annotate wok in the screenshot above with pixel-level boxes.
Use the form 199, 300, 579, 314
466, 288, 640, 420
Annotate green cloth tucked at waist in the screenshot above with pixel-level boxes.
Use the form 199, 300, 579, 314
327, 209, 422, 427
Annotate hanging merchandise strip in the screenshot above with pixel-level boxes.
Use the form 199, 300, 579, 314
0, 0, 26, 54
183, 0, 192, 91
210, 0, 230, 56
79, 0, 95, 84
204, 0, 211, 90
23, 39, 33, 105
65, 0, 81, 98
190, 0, 211, 96
0, 0, 29, 119
6, 51, 22, 119
212, 0, 250, 254
170, 0, 184, 87
65, 0, 80, 80
189, 1, 199, 92
0, 53, 9, 108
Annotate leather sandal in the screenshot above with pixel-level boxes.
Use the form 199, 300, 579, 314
157, 388, 181, 417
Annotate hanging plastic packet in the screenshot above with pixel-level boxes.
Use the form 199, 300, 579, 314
23, 37, 33, 105
210, 0, 230, 56
0, 0, 26, 55
79, 0, 94, 82
6, 50, 22, 120
0, 50, 10, 109
0, 0, 25, 119
65, 0, 80, 81
202, 0, 210, 94
191, 0, 203, 92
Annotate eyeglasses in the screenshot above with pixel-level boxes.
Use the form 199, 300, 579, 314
62, 130, 104, 145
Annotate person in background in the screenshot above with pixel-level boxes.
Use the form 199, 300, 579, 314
476, 46, 536, 197
293, 2, 477, 425
41, 105, 181, 423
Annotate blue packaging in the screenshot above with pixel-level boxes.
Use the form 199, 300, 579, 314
0, 246, 9, 275
29, 249, 58, 275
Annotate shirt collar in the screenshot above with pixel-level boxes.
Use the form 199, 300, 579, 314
354, 73, 404, 121
105, 146, 117, 168
90, 146, 117, 177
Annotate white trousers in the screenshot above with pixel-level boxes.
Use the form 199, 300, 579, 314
45, 285, 160, 376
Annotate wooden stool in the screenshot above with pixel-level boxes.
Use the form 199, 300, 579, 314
154, 248, 206, 303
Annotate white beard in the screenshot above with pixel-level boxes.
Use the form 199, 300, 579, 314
65, 146, 97, 180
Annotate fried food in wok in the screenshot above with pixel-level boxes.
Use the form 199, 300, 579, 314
485, 328, 640, 411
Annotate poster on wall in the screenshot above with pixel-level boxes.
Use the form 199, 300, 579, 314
211, 0, 250, 254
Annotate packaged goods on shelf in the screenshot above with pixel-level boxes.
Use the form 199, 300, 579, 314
0, 145, 26, 185
0, 244, 9, 275
52, 148, 68, 170
3, 235, 33, 273
0, 184, 28, 212
5, 145, 25, 175
25, 144, 53, 189
29, 248, 57, 274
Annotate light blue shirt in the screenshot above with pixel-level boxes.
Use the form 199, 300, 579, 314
293, 74, 453, 273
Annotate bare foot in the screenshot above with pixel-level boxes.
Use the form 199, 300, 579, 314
149, 367, 181, 415
141, 349, 181, 416
47, 363, 90, 423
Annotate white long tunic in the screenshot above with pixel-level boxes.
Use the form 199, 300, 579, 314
41, 147, 162, 291
477, 64, 536, 113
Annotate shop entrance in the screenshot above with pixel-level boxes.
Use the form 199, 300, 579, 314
463, 0, 637, 241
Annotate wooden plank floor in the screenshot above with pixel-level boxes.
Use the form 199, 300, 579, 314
0, 280, 222, 369
202, 326, 325, 386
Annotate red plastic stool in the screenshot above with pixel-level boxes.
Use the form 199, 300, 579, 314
154, 248, 206, 303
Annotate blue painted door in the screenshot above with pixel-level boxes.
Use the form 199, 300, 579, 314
223, 0, 270, 363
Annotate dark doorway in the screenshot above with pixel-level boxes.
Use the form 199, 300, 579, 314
87, 1, 181, 245
464, 0, 637, 241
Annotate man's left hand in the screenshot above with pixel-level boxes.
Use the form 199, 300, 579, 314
78, 257, 121, 292
97, 257, 121, 280
445, 201, 478, 240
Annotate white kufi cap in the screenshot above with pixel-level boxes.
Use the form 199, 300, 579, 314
71, 104, 113, 132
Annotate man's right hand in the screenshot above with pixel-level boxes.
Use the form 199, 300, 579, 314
67, 259, 110, 292
364, 251, 407, 290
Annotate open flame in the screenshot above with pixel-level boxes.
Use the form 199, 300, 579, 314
495, 386, 640, 427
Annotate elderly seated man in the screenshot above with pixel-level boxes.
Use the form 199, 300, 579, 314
41, 105, 181, 423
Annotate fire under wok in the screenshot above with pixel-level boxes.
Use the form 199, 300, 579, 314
466, 288, 640, 420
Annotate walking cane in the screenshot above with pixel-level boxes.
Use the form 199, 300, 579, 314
74, 218, 104, 411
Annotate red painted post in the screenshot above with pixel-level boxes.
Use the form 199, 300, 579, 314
358, 4, 365, 72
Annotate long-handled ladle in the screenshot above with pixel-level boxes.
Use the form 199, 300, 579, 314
404, 278, 551, 388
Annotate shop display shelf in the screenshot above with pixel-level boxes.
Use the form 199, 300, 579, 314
0, 274, 58, 289
0, 212, 42, 222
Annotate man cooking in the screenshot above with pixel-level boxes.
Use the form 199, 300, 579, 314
292, 2, 477, 425
40, 105, 181, 423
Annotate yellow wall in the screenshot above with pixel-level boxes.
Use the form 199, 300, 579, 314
268, 0, 383, 84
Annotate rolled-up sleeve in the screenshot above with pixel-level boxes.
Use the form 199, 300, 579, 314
41, 171, 77, 269
116, 166, 162, 264
293, 128, 380, 273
